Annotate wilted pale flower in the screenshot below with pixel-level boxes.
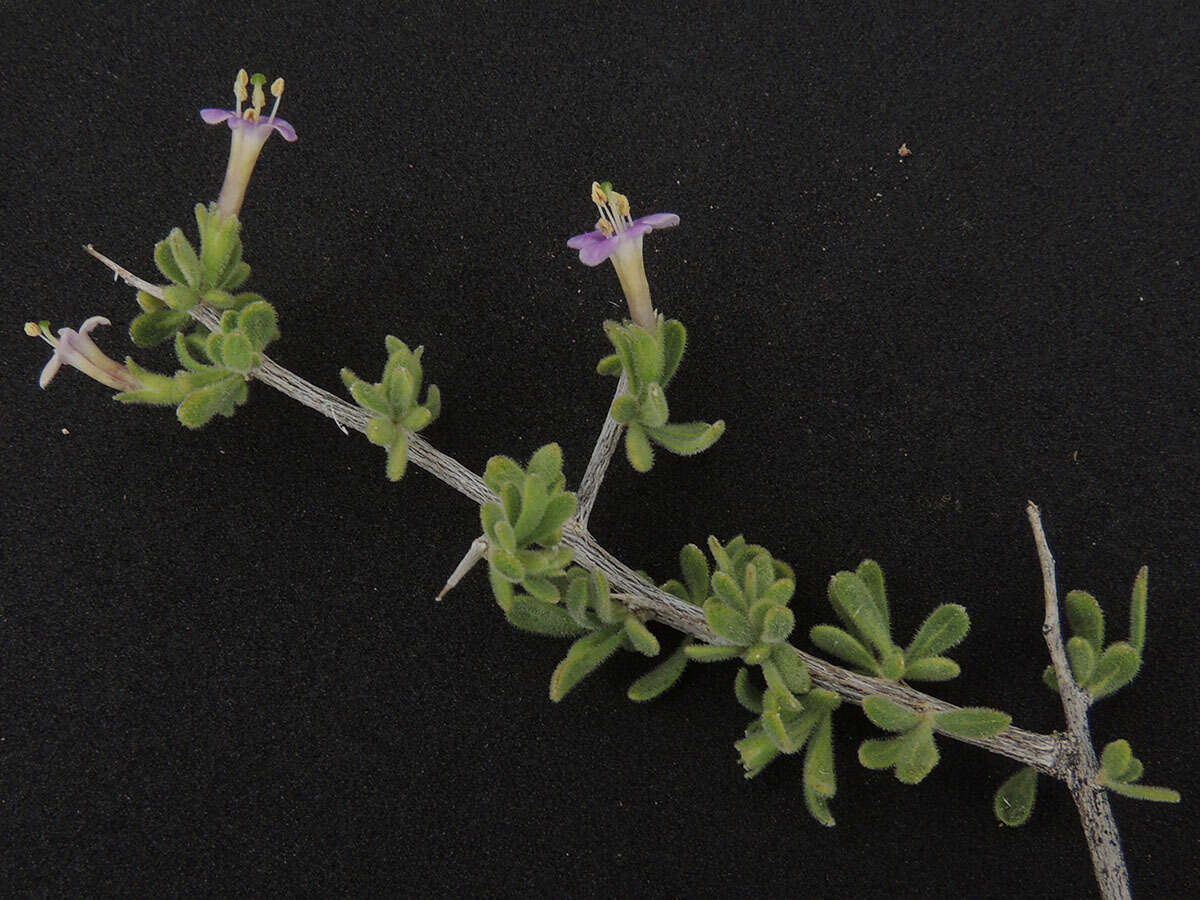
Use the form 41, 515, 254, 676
567, 182, 679, 331
26, 316, 143, 393
201, 69, 298, 220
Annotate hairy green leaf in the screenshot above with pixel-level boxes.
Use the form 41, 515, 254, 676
684, 643, 743, 663
858, 736, 903, 770
809, 624, 879, 674
1066, 635, 1097, 685
385, 436, 408, 481
1088, 642, 1141, 699
933, 707, 1011, 739
1100, 739, 1133, 780
506, 595, 587, 637
856, 559, 889, 634
644, 420, 725, 456
625, 423, 654, 472
902, 656, 961, 681
624, 616, 661, 657
130, 308, 190, 347
627, 639, 690, 702
527, 443, 563, 484
154, 233, 188, 285
610, 393, 640, 424
549, 627, 624, 702
1103, 782, 1181, 803
162, 284, 200, 312
760, 658, 802, 711
804, 713, 836, 799
659, 318, 687, 386
176, 374, 246, 428
829, 572, 892, 654
513, 474, 551, 544
166, 228, 202, 289
759, 605, 795, 644
862, 695, 921, 733
641, 383, 669, 428
484, 455, 523, 493
905, 603, 970, 662
1129, 565, 1147, 656
734, 667, 762, 714
895, 720, 939, 784
770, 644, 812, 695
489, 548, 524, 583
704, 599, 754, 646
994, 767, 1038, 826
679, 543, 709, 605
596, 353, 623, 376
220, 332, 255, 373
1065, 589, 1105, 653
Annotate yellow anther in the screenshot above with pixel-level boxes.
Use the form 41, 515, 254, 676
270, 77, 285, 98
252, 80, 266, 112
591, 181, 607, 206
24, 321, 42, 337
596, 219, 614, 238
612, 191, 630, 219
234, 69, 249, 104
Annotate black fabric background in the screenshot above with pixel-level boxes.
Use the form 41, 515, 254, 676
3, 2, 1196, 897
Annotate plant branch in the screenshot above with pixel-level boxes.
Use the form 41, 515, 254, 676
1027, 502, 1130, 900
87, 248, 1070, 786
574, 370, 628, 529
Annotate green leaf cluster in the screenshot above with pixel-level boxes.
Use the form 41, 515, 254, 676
597, 317, 724, 472
1096, 739, 1180, 803
116, 301, 280, 428
481, 444, 577, 606
1042, 566, 1147, 701
809, 560, 970, 682
733, 684, 842, 825
342, 337, 441, 481
858, 695, 1010, 785
131, 203, 257, 347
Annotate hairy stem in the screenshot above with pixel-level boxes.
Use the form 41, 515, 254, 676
89, 249, 1072, 785
1027, 502, 1130, 900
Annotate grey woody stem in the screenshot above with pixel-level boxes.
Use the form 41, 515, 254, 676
1026, 502, 1130, 900
574, 369, 628, 529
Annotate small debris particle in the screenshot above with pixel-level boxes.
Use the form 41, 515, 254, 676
61, 428, 70, 435
898, 143, 912, 158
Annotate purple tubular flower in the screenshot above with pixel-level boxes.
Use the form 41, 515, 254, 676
202, 69, 298, 220
567, 182, 678, 330
28, 316, 144, 393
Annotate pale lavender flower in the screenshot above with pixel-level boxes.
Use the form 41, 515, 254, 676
26, 316, 143, 393
201, 69, 298, 220
568, 182, 679, 330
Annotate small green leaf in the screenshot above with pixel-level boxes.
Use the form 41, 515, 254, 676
879, 647, 905, 680
707, 536, 733, 575
1119, 757, 1145, 784
994, 767, 1038, 826
760, 578, 795, 606
221, 261, 251, 290
549, 627, 624, 702
705, 599, 753, 645
895, 720, 939, 784
500, 482, 522, 525
905, 604, 970, 662
238, 300, 280, 352
401, 406, 433, 431
610, 393, 640, 424
506, 595, 587, 637
524, 493, 577, 546
385, 435, 408, 481
1129, 565, 1147, 656
735, 724, 781, 779
760, 658, 802, 711
136, 289, 165, 312
166, 227, 202, 289
902, 656, 961, 681
1103, 782, 1181, 803
350, 380, 390, 415
625, 423, 654, 472
762, 709, 797, 753
862, 695, 921, 733
809, 625, 879, 674
711, 572, 744, 609
493, 519, 518, 554
484, 455, 524, 493
521, 575, 560, 605
1087, 642, 1141, 699
769, 644, 811, 694
175, 375, 247, 428
641, 383, 669, 428
644, 419, 725, 456
130, 308, 191, 346
527, 443, 563, 484
759, 605, 795, 644
385, 366, 416, 411
630, 327, 664, 384
933, 707, 1011, 739
162, 284, 200, 311
596, 353, 623, 376
804, 782, 836, 827
829, 572, 892, 654
489, 548, 524, 583
623, 616, 661, 657
154, 234, 188, 285
679, 543, 709, 605
173, 331, 210, 372
684, 643, 743, 663
365, 416, 395, 447
1042, 664, 1060, 693
1065, 589, 1105, 653
855, 559, 890, 634
733, 667, 762, 714
804, 713, 836, 799
1066, 635, 1097, 685
220, 332, 255, 373
114, 362, 185, 406
489, 566, 515, 611
627, 639, 690, 702
659, 318, 687, 386
858, 736, 903, 770
1100, 740, 1133, 780
422, 383, 441, 422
